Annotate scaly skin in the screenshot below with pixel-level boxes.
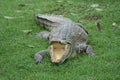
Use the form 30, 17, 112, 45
34, 14, 95, 64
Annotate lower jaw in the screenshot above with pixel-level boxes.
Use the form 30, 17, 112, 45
52, 60, 61, 63
51, 58, 62, 63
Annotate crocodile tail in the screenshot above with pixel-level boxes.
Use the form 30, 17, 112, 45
35, 14, 71, 30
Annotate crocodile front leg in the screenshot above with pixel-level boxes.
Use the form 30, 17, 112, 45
75, 43, 95, 55
34, 49, 49, 64
36, 31, 50, 40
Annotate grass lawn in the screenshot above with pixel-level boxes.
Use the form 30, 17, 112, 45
0, 0, 120, 80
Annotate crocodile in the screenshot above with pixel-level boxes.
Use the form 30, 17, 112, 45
34, 14, 95, 64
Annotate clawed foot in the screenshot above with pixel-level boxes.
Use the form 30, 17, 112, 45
86, 45, 95, 56
35, 31, 50, 40
34, 49, 49, 64
34, 53, 43, 64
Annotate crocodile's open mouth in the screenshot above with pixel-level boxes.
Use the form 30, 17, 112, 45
50, 42, 70, 63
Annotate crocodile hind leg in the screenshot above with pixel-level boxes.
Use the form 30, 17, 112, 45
34, 49, 49, 64
76, 43, 95, 55
36, 31, 50, 40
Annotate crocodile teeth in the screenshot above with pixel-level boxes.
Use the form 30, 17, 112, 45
50, 42, 68, 63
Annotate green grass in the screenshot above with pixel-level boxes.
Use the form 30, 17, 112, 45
0, 0, 120, 80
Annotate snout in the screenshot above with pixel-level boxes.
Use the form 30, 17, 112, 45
51, 58, 62, 63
